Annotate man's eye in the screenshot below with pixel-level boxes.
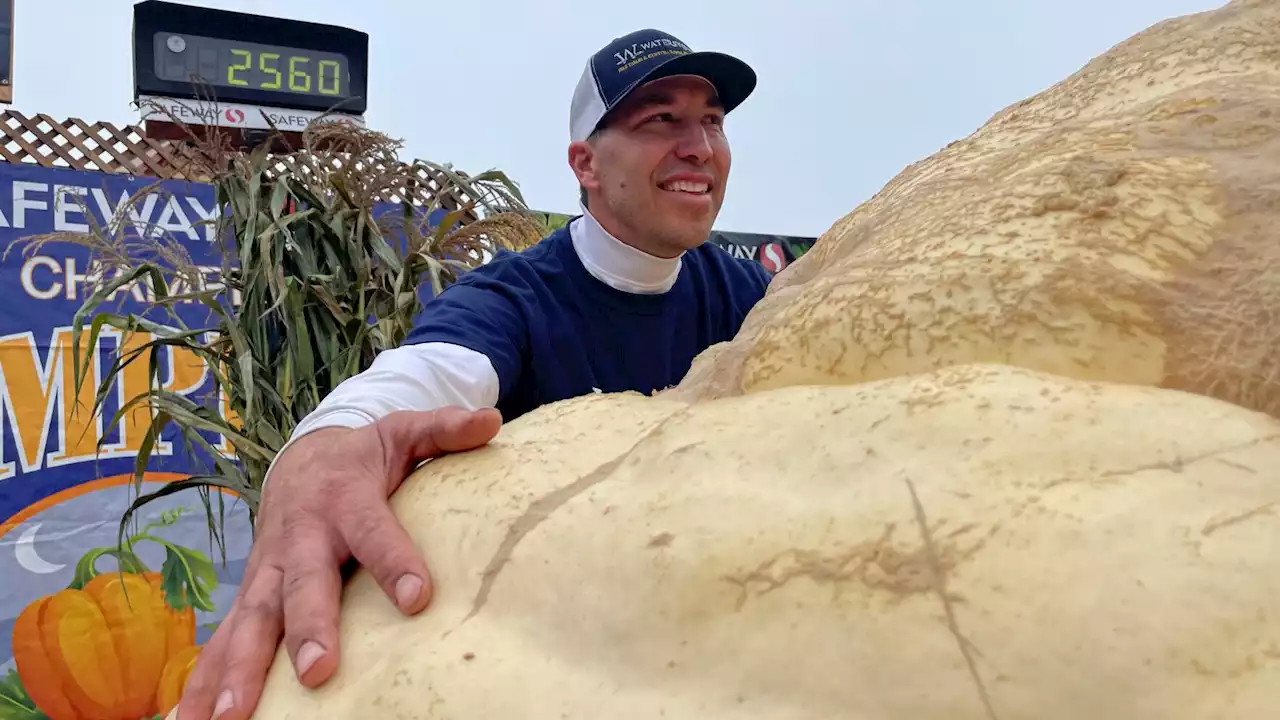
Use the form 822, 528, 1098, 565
648, 113, 676, 123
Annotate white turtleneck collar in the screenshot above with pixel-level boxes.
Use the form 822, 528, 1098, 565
568, 202, 682, 294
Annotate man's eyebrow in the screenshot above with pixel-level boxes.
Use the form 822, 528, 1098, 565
629, 90, 675, 109
626, 89, 725, 113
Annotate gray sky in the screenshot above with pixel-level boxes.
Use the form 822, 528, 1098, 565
14, 0, 1225, 238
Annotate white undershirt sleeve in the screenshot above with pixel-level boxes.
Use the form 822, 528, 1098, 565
261, 341, 500, 485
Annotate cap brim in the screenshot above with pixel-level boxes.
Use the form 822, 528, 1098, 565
608, 50, 758, 117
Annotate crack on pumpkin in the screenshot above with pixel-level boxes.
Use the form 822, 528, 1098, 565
1041, 432, 1278, 490
1213, 457, 1256, 473
460, 409, 690, 624
1201, 501, 1276, 536
722, 524, 901, 609
719, 522, 991, 610
904, 475, 999, 720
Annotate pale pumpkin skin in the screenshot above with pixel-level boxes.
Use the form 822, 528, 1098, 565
232, 0, 1279, 717
667, 0, 1280, 417
249, 366, 1280, 719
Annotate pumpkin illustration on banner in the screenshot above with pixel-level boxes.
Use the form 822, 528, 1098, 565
5, 507, 218, 720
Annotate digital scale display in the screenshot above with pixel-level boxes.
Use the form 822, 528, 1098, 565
133, 0, 368, 115
154, 33, 351, 100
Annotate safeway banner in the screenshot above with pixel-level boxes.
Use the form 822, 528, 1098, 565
708, 230, 815, 275
0, 163, 252, 719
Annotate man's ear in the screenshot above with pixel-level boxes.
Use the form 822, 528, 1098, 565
567, 140, 599, 192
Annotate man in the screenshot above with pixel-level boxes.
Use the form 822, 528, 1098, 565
174, 27, 770, 720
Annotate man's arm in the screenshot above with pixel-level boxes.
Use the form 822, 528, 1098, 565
174, 263, 532, 720
264, 342, 499, 483
263, 260, 530, 482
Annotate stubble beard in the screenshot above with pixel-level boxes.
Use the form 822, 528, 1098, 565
615, 191, 715, 258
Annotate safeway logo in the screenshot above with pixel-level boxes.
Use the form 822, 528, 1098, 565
759, 242, 787, 274
223, 108, 246, 124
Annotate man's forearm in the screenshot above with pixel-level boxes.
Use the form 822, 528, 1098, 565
263, 342, 499, 483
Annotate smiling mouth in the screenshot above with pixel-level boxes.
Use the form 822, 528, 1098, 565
660, 180, 711, 195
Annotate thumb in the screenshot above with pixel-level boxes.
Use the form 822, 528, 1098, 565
375, 406, 503, 480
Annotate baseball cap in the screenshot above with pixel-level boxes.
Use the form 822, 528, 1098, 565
569, 28, 757, 143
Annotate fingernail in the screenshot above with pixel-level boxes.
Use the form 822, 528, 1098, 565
296, 640, 325, 677
395, 574, 423, 610
212, 689, 234, 719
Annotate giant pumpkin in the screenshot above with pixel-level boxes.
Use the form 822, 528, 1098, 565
242, 0, 1279, 717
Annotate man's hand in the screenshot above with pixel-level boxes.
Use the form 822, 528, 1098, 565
172, 406, 502, 720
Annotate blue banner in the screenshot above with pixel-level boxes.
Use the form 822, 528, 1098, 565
0, 163, 245, 719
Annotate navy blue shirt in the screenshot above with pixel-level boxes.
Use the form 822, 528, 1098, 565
402, 223, 772, 422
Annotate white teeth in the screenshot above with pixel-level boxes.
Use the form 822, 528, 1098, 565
662, 180, 709, 194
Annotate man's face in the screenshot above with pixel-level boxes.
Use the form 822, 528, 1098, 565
570, 74, 732, 258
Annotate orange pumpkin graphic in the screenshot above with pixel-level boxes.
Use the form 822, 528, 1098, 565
11, 571, 202, 720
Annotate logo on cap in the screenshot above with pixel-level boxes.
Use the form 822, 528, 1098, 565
612, 37, 692, 73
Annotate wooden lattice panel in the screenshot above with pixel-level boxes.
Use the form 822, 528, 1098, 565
0, 110, 210, 179
0, 109, 475, 214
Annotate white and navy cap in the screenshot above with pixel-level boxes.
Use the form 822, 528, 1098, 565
569, 28, 757, 143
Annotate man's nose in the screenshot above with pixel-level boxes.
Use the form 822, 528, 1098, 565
675, 124, 715, 163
